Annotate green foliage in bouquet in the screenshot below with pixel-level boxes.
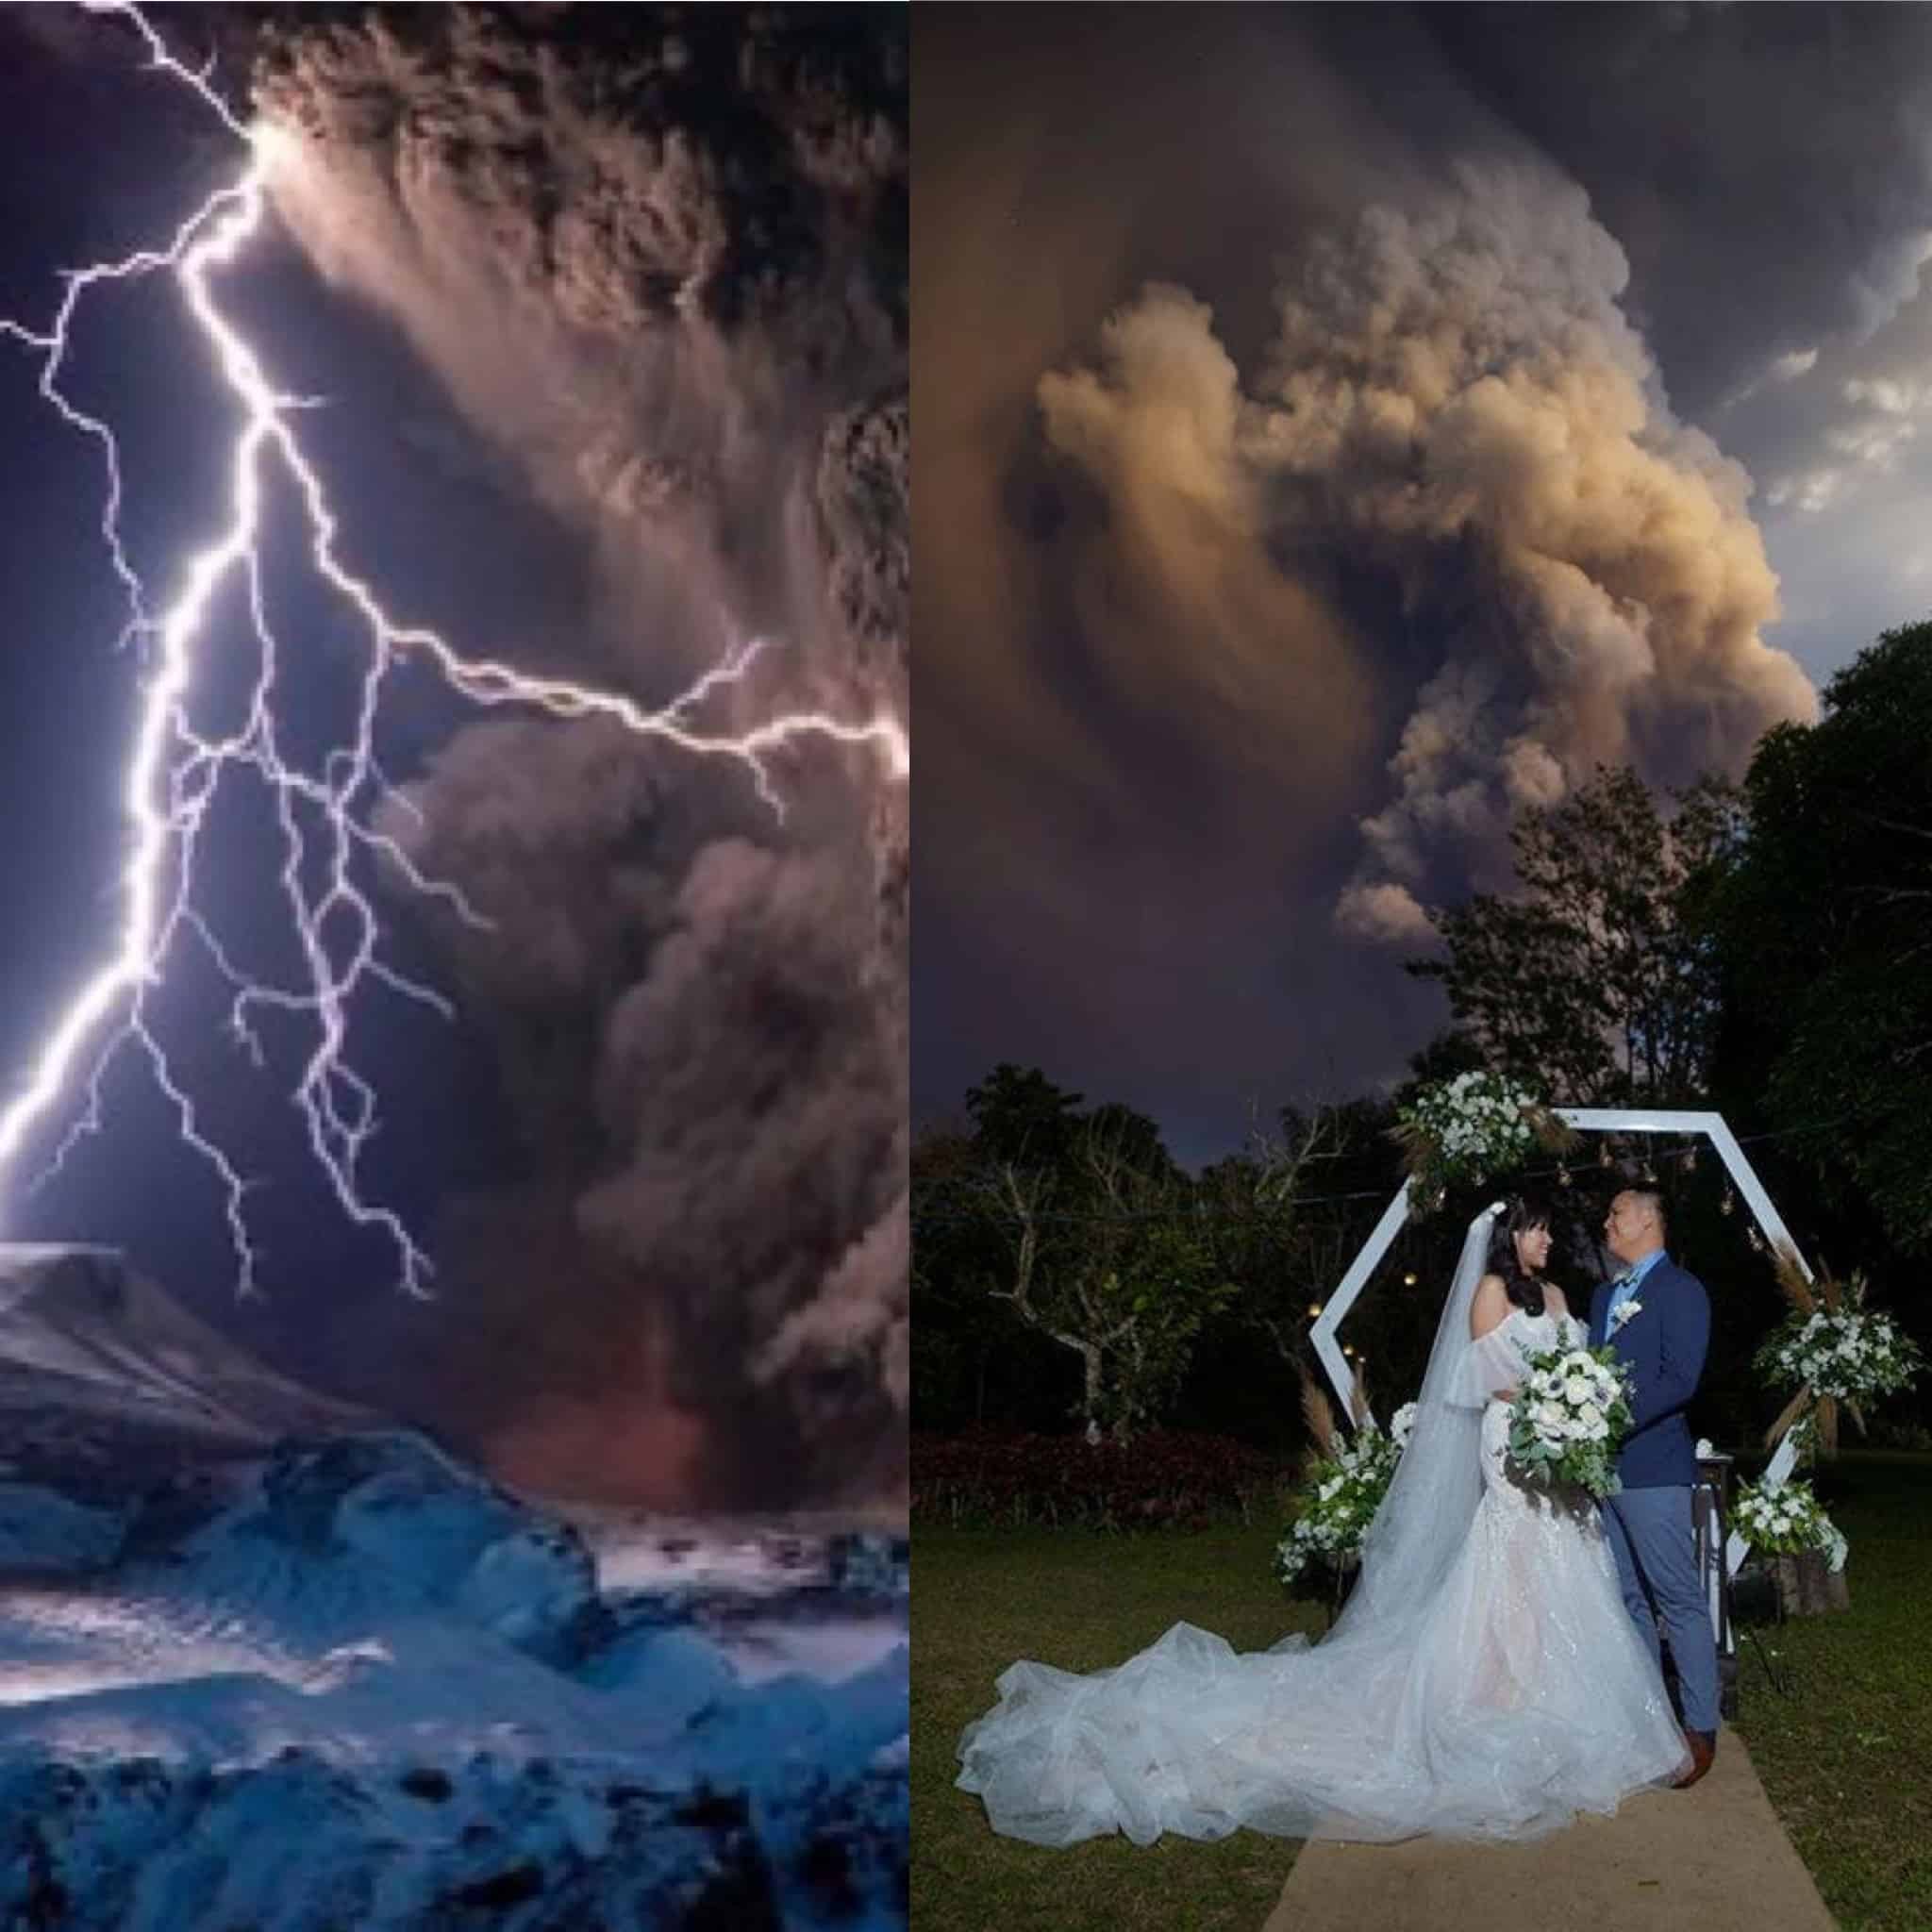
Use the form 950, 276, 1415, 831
1506, 1342, 1633, 1500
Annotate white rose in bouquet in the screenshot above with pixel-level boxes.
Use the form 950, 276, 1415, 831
1506, 1342, 1634, 1499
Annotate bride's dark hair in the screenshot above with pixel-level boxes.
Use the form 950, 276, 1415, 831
1486, 1195, 1551, 1317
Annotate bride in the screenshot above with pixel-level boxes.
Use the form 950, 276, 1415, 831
956, 1196, 1694, 1846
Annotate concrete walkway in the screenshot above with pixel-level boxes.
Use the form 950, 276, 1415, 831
1264, 1727, 1837, 1932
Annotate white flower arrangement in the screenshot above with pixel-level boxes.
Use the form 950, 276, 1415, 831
1732, 1473, 1848, 1573
1757, 1306, 1920, 1407
1755, 1249, 1924, 1458
1274, 1401, 1417, 1589
1607, 1298, 1643, 1336
1506, 1343, 1633, 1499
1391, 1071, 1574, 1213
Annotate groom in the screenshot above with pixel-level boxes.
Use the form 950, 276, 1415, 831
1591, 1187, 1719, 1790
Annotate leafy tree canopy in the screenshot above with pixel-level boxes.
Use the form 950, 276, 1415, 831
1717, 623, 1932, 1250
1406, 765, 1743, 1108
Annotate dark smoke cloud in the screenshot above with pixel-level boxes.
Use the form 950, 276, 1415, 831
993, 42, 1815, 945
246, 7, 905, 1512
1419, 5, 1932, 422
913, 4, 1868, 1152
1413, 5, 1932, 679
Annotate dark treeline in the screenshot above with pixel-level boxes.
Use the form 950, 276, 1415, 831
913, 623, 1932, 1460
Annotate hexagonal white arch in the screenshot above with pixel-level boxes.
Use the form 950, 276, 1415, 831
1312, 1108, 1810, 1577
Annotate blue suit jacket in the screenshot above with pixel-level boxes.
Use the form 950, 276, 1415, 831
1589, 1254, 1710, 1490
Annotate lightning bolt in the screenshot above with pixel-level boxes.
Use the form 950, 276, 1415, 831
0, 6, 907, 1297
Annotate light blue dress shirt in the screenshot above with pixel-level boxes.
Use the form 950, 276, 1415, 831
1604, 1245, 1665, 1336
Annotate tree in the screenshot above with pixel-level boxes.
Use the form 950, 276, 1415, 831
983, 1112, 1232, 1442
1714, 623, 1932, 1251
1195, 1104, 1365, 1363
1406, 765, 1743, 1106
964, 1063, 1085, 1168
909, 1124, 1014, 1429
1393, 1029, 1488, 1107
911, 1068, 1209, 1437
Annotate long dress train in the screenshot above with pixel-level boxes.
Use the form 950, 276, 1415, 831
956, 1307, 1690, 1846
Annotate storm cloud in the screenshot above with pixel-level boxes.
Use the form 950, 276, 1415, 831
1004, 68, 1815, 943
912, 3, 1928, 1157
244, 8, 906, 1511
1418, 3, 1932, 678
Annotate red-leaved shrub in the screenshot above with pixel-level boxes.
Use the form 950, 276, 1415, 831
912, 1428, 1284, 1531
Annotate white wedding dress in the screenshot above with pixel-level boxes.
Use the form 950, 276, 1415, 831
957, 1259, 1691, 1847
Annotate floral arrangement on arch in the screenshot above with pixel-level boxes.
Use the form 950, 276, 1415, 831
1754, 1246, 1924, 1458
1391, 1071, 1576, 1215
1731, 1471, 1848, 1574
1274, 1365, 1416, 1590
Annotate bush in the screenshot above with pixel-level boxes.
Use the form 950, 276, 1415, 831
910, 1428, 1284, 1531
1863, 1415, 1932, 1453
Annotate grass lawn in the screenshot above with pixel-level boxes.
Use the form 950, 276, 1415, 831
914, 1452, 1932, 1932
1725, 1450, 1932, 1932
912, 1517, 1319, 1932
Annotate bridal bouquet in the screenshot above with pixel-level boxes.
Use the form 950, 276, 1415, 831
1391, 1072, 1575, 1215
1505, 1343, 1632, 1499
1732, 1473, 1848, 1573
1274, 1403, 1416, 1587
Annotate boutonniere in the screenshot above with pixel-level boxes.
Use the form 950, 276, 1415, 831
1609, 1299, 1643, 1336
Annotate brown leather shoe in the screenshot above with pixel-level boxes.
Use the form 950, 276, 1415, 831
1671, 1729, 1717, 1789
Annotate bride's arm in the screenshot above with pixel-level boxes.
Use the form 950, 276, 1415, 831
1458, 1275, 1520, 1404
1469, 1274, 1509, 1340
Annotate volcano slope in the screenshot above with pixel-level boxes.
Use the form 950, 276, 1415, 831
0, 1248, 908, 1930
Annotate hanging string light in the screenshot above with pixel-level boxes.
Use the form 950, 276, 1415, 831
915, 1098, 1902, 1230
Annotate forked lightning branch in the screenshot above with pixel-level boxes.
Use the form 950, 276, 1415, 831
0, 5, 907, 1295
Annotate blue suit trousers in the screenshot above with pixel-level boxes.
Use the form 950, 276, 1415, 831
1600, 1483, 1719, 1735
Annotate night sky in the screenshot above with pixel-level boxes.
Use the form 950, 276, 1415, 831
0, 6, 908, 1514
913, 2, 1932, 1166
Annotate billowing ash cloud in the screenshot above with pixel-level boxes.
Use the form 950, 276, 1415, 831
1408, 6, 1932, 681
912, 4, 1870, 1149
1039, 160, 1816, 941
247, 8, 906, 1511
1419, 4, 1932, 424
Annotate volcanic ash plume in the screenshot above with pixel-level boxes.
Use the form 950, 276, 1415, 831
1037, 159, 1817, 941
250, 9, 907, 1511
